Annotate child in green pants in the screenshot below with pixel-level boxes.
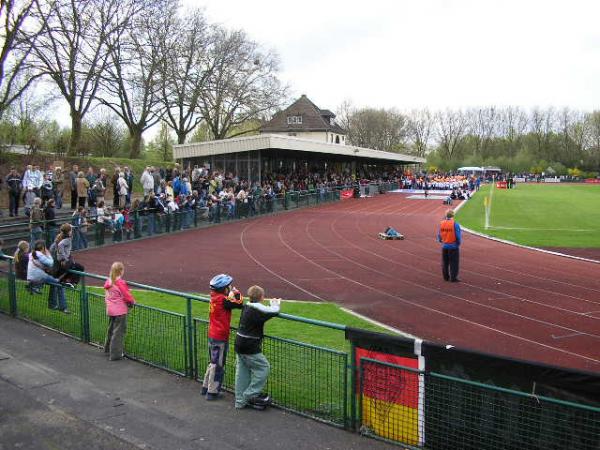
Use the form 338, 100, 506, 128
234, 285, 280, 410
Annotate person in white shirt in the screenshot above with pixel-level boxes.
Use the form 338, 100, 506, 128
140, 167, 154, 196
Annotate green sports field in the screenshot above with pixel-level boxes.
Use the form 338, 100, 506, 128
456, 183, 600, 248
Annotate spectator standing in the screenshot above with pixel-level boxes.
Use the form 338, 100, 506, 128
69, 165, 79, 210
103, 262, 135, 361
151, 167, 161, 195
6, 167, 22, 216
71, 207, 89, 250
141, 167, 154, 196
41, 173, 54, 205
22, 165, 34, 191
44, 199, 58, 243
92, 177, 106, 206
85, 167, 96, 207
124, 167, 134, 206
202, 274, 243, 400
23, 187, 35, 217
111, 168, 120, 207
53, 167, 64, 209
76, 172, 89, 208
234, 285, 280, 410
117, 173, 128, 208
31, 165, 43, 197
13, 241, 30, 280
437, 209, 462, 282
29, 198, 44, 245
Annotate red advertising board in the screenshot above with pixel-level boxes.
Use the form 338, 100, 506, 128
496, 181, 507, 189
341, 189, 354, 199
585, 178, 600, 184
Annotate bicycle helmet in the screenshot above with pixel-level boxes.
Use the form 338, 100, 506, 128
210, 273, 233, 290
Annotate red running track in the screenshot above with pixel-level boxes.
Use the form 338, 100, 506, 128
75, 195, 600, 373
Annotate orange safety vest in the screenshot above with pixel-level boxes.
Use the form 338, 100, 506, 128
439, 219, 457, 244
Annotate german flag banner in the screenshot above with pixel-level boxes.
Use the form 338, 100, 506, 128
346, 328, 425, 446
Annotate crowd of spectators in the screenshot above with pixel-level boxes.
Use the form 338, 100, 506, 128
2, 162, 486, 252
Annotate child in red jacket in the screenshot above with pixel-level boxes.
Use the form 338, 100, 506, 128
202, 273, 243, 400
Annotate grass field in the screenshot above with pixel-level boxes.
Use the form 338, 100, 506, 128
457, 183, 600, 248
87, 287, 391, 351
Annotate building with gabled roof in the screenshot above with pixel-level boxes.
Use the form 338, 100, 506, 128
173, 96, 424, 183
260, 94, 347, 145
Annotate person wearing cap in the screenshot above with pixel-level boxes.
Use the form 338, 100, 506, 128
437, 209, 462, 282
202, 273, 244, 400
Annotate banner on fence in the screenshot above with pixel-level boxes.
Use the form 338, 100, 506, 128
585, 178, 600, 184
545, 177, 561, 183
496, 181, 507, 189
341, 189, 354, 199
346, 328, 425, 446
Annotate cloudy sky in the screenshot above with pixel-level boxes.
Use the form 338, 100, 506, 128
191, 0, 600, 112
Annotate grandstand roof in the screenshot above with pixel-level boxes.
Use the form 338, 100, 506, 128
173, 134, 425, 164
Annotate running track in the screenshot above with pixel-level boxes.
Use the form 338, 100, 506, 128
76, 195, 600, 373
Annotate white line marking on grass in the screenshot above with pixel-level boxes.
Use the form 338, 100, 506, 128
488, 226, 596, 232
462, 226, 600, 265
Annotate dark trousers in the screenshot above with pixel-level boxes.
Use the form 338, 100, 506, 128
105, 315, 128, 360
71, 190, 77, 209
442, 247, 460, 281
9, 191, 20, 215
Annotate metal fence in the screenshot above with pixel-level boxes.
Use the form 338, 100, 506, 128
358, 358, 600, 450
193, 318, 348, 426
1, 259, 598, 447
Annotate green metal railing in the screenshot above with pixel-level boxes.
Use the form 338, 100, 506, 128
358, 358, 600, 449
0, 259, 598, 447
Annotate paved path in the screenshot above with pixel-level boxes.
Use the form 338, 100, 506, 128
0, 315, 391, 450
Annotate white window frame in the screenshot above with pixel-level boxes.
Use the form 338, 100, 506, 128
287, 115, 303, 125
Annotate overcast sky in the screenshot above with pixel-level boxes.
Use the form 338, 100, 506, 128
190, 0, 600, 113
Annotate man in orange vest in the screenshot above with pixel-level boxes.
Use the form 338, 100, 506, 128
437, 209, 462, 282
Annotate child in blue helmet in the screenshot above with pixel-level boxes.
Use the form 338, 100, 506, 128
202, 273, 243, 400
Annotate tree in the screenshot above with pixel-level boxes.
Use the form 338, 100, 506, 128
435, 109, 468, 161
345, 107, 409, 151
160, 8, 212, 144
99, 0, 172, 157
199, 27, 287, 140
0, 0, 43, 118
87, 112, 126, 157
146, 121, 174, 161
498, 106, 528, 159
32, 0, 142, 155
407, 109, 433, 157
529, 107, 555, 158
468, 107, 497, 158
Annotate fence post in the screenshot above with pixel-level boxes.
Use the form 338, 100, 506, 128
80, 275, 90, 343
8, 259, 17, 317
185, 297, 194, 378
350, 342, 357, 430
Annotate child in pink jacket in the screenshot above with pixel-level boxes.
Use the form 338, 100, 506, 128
104, 261, 135, 361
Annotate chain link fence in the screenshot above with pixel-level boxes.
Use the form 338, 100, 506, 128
1, 259, 598, 448
358, 357, 600, 449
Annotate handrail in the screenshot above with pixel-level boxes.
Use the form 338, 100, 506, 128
68, 269, 346, 331
0, 188, 337, 230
